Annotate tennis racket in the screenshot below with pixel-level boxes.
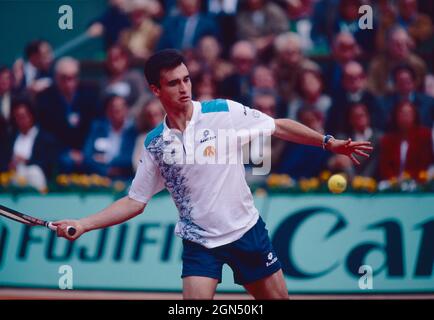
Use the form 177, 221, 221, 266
0, 204, 76, 236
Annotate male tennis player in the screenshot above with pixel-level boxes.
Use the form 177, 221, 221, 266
54, 49, 372, 299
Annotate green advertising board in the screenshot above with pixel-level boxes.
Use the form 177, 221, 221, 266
0, 193, 433, 293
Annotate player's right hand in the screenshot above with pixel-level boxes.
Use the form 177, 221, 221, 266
52, 220, 85, 241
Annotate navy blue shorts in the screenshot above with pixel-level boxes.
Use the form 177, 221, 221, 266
181, 216, 282, 285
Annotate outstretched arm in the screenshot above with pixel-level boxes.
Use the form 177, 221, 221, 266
53, 196, 146, 240
273, 118, 373, 165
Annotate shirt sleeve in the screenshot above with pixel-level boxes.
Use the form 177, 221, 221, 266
128, 148, 165, 203
227, 99, 276, 142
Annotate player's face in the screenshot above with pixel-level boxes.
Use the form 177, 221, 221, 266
152, 63, 192, 110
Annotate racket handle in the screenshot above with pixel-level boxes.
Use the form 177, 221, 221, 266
47, 222, 77, 236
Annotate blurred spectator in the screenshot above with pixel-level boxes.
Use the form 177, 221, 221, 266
119, 0, 162, 61
101, 45, 148, 107
12, 40, 53, 95
0, 67, 13, 124
157, 0, 220, 51
287, 69, 331, 121
218, 40, 257, 104
236, 0, 288, 55
326, 61, 384, 135
276, 107, 330, 178
279, 0, 314, 52
368, 26, 427, 95
83, 95, 138, 179
193, 72, 217, 101
328, 103, 382, 178
87, 0, 131, 49
310, 0, 340, 52
0, 115, 9, 172
3, 99, 58, 191
271, 32, 320, 104
381, 65, 434, 129
332, 0, 376, 53
379, 101, 433, 180
196, 36, 233, 83
323, 32, 361, 95
35, 57, 100, 173
132, 98, 165, 171
251, 64, 276, 91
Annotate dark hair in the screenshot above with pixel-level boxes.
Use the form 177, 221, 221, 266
392, 64, 416, 83
25, 40, 46, 59
144, 49, 185, 87
390, 101, 420, 132
10, 97, 35, 127
102, 94, 126, 113
0, 65, 10, 74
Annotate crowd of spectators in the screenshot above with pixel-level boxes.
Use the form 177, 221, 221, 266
1, 0, 434, 192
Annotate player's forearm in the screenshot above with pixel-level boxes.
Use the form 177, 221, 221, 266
79, 196, 146, 232
273, 118, 324, 147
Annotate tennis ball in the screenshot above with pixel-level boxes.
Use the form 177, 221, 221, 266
328, 174, 347, 194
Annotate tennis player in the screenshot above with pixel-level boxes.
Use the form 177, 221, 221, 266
54, 49, 372, 299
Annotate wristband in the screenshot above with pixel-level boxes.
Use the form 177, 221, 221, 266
322, 134, 334, 150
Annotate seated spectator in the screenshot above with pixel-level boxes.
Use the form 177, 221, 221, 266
12, 40, 53, 96
276, 107, 330, 179
0, 115, 9, 172
218, 40, 257, 104
205, 0, 239, 51
119, 0, 162, 61
0, 67, 13, 126
368, 26, 427, 95
86, 0, 131, 49
326, 61, 384, 135
3, 99, 58, 191
132, 98, 165, 171
379, 101, 433, 180
310, 0, 340, 52
271, 32, 320, 105
101, 45, 148, 108
322, 32, 361, 95
157, 0, 220, 51
196, 35, 233, 83
380, 64, 434, 129
83, 95, 138, 179
236, 0, 288, 55
328, 103, 382, 179
287, 69, 331, 121
35, 57, 100, 173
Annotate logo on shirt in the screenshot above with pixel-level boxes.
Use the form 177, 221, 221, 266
203, 146, 216, 157
252, 110, 261, 119
199, 129, 216, 143
266, 252, 278, 267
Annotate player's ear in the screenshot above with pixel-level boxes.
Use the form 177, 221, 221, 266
150, 84, 161, 97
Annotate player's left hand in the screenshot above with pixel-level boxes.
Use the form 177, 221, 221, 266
327, 138, 373, 165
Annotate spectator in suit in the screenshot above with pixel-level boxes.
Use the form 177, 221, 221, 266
379, 101, 433, 180
218, 40, 257, 105
236, 0, 288, 55
381, 64, 434, 129
101, 45, 148, 108
328, 103, 382, 178
35, 57, 100, 173
368, 26, 427, 95
4, 99, 58, 191
12, 40, 53, 96
322, 32, 361, 95
83, 95, 138, 179
157, 0, 220, 51
326, 61, 384, 135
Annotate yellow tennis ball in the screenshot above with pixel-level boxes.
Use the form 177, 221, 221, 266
328, 174, 347, 194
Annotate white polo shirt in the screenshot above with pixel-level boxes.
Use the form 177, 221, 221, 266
129, 99, 275, 248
